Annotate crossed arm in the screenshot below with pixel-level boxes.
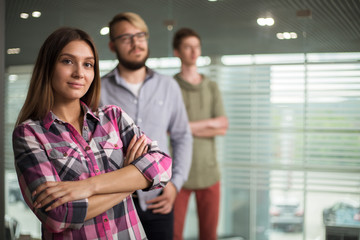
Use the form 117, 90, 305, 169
190, 116, 229, 137
33, 134, 149, 221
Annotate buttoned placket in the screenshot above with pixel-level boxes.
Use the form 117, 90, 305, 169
67, 120, 113, 239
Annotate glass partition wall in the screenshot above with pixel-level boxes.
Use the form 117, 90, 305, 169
4, 1, 360, 240
5, 54, 360, 240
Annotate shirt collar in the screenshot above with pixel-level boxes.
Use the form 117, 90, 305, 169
113, 66, 154, 86
42, 101, 100, 130
174, 73, 207, 91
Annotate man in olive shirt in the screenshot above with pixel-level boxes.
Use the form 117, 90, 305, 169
172, 28, 229, 240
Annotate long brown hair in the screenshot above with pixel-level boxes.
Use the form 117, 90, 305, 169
16, 27, 101, 126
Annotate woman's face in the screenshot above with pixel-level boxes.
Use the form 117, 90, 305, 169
52, 40, 95, 104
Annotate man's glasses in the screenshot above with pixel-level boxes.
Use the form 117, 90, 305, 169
112, 32, 148, 44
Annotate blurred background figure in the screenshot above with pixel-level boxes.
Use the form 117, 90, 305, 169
172, 28, 229, 240
100, 12, 193, 240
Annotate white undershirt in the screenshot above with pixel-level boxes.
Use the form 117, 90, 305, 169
125, 81, 143, 97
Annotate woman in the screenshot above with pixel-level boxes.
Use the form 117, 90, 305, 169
12, 27, 172, 239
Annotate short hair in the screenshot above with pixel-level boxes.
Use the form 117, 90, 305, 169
173, 28, 201, 50
16, 27, 101, 126
109, 12, 149, 40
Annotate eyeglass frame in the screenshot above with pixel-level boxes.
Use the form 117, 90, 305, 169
111, 32, 148, 43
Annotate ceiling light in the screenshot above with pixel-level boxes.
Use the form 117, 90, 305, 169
7, 48, 21, 54
257, 18, 266, 26
20, 13, 29, 19
100, 27, 109, 35
257, 17, 274, 26
276, 33, 284, 40
32, 11, 41, 18
290, 32, 298, 39
266, 18, 274, 26
283, 32, 291, 39
208, 0, 218, 2
276, 32, 298, 40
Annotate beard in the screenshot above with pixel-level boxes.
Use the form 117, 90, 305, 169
116, 46, 149, 71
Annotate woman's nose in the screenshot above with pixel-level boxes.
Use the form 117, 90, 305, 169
71, 64, 84, 79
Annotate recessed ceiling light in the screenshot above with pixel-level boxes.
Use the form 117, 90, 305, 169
257, 17, 274, 26
283, 32, 291, 39
100, 27, 109, 35
32, 11, 41, 18
208, 0, 218, 2
290, 32, 298, 39
266, 18, 274, 26
257, 18, 266, 26
20, 13, 29, 19
277, 32, 298, 40
7, 48, 21, 54
276, 33, 284, 40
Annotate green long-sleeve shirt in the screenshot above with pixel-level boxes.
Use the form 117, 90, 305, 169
174, 73, 226, 189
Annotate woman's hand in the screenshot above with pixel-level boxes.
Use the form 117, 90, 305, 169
124, 134, 148, 166
32, 135, 148, 212
32, 179, 93, 211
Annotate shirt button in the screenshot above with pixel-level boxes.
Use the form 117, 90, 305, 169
95, 169, 100, 173
138, 118, 142, 123
84, 126, 88, 130
63, 152, 68, 157
114, 144, 118, 147
85, 146, 90, 151
104, 218, 108, 223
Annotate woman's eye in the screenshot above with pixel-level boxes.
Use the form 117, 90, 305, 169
61, 59, 72, 64
85, 62, 94, 68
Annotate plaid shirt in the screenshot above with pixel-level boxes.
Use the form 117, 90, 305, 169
12, 103, 172, 240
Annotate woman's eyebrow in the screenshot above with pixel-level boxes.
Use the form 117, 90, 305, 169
59, 53, 95, 60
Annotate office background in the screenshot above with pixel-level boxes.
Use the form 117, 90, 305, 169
2, 0, 360, 239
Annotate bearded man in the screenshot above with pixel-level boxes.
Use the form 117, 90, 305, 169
100, 12, 193, 240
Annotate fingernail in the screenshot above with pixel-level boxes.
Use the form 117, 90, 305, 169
32, 191, 36, 197
45, 207, 50, 212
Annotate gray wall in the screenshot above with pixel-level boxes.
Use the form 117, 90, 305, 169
0, 0, 6, 237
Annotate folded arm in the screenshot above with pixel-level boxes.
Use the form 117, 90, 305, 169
190, 116, 229, 137
85, 192, 131, 221
13, 112, 171, 232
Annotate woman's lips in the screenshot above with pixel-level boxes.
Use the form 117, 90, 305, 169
68, 82, 84, 88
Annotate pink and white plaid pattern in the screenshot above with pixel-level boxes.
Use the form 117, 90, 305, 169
13, 103, 172, 239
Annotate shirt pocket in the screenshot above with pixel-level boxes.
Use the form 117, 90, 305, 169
46, 145, 85, 181
147, 97, 169, 128
99, 137, 124, 170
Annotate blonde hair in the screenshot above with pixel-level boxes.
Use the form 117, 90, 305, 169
109, 12, 149, 40
16, 27, 101, 126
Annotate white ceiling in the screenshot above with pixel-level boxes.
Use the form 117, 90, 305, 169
5, 0, 360, 67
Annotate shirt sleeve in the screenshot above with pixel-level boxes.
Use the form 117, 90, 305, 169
167, 80, 193, 191
12, 124, 88, 233
211, 81, 227, 118
115, 107, 172, 190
